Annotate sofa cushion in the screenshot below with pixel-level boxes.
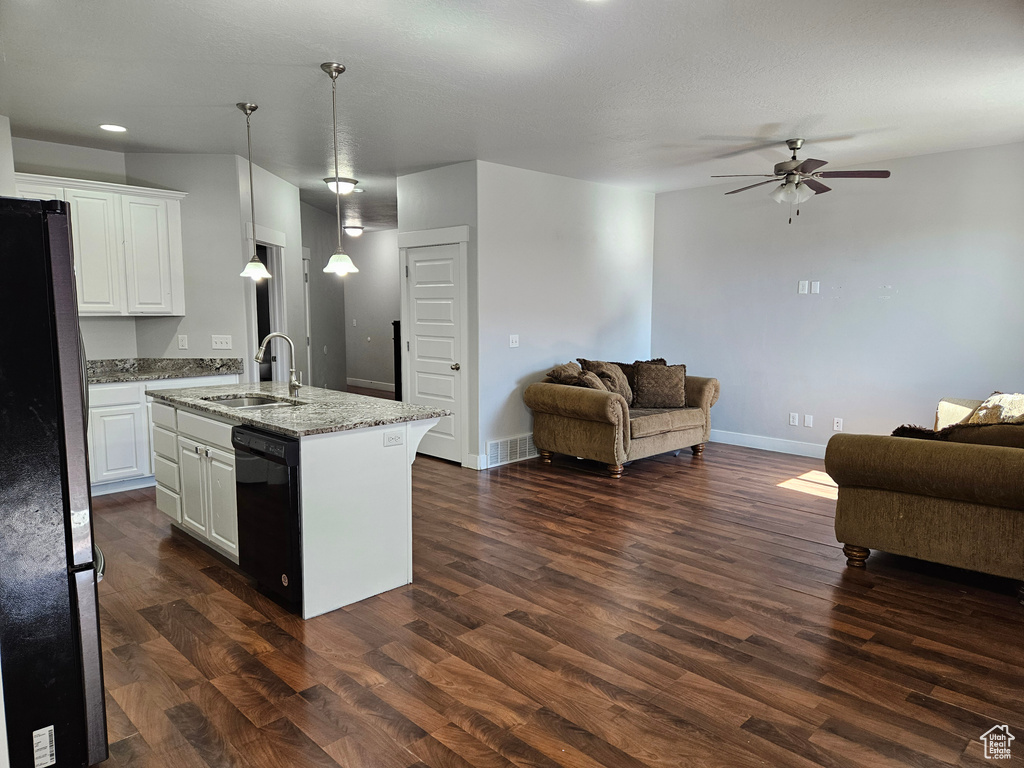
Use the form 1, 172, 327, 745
546, 362, 583, 384
576, 371, 608, 391
966, 393, 1024, 425
578, 359, 632, 403
633, 362, 686, 408
630, 407, 704, 438
611, 358, 667, 396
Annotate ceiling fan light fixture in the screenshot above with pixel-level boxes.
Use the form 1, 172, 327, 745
793, 182, 815, 204
323, 177, 358, 195
769, 183, 790, 204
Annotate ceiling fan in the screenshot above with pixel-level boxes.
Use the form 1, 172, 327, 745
713, 138, 891, 223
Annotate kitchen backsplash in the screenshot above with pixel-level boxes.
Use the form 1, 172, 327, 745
87, 357, 244, 383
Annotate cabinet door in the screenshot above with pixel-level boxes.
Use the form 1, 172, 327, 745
65, 188, 125, 315
178, 436, 207, 537
122, 195, 174, 314
206, 446, 238, 557
88, 404, 148, 482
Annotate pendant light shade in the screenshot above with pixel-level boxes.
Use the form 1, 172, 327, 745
237, 103, 270, 281
321, 62, 358, 276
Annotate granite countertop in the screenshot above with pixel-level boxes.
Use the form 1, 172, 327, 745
88, 357, 244, 384
147, 381, 450, 438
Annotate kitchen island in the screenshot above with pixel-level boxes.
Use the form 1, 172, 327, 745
147, 382, 448, 619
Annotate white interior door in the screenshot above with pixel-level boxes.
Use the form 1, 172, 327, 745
406, 243, 463, 462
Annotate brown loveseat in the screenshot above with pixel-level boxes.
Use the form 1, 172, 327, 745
524, 369, 719, 478
825, 397, 1024, 602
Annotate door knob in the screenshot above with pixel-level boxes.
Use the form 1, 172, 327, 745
451, 363, 461, 371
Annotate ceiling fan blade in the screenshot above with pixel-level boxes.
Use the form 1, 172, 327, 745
794, 158, 828, 174
818, 170, 891, 179
802, 178, 832, 195
710, 174, 777, 178
725, 179, 781, 195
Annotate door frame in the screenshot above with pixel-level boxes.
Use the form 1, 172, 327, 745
243, 224, 287, 383
302, 250, 313, 381
398, 225, 472, 468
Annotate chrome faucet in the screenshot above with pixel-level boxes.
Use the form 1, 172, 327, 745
254, 332, 302, 395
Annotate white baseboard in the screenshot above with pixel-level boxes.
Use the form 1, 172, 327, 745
347, 377, 396, 393
463, 453, 488, 470
91, 475, 156, 496
710, 429, 826, 459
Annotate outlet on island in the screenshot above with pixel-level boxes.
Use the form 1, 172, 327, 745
383, 430, 404, 447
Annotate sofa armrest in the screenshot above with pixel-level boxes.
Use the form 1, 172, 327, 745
825, 433, 1024, 510
685, 376, 720, 413
934, 397, 983, 430
524, 382, 629, 425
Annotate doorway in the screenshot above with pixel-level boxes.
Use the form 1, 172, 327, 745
255, 245, 272, 382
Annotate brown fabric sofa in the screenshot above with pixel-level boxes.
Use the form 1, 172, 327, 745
825, 397, 1024, 602
523, 375, 719, 477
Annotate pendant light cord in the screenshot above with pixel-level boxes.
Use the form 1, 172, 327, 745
332, 75, 343, 252
246, 111, 257, 255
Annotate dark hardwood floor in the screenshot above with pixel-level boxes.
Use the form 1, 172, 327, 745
93, 444, 1024, 767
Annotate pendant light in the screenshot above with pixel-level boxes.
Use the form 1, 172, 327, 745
321, 62, 359, 276
237, 103, 271, 281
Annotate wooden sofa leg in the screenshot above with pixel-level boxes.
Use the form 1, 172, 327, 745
539, 450, 553, 465
843, 544, 870, 568
691, 443, 705, 456
607, 464, 624, 479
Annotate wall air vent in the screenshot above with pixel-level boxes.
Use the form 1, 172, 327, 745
486, 434, 538, 468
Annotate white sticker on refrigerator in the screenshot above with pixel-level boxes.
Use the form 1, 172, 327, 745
32, 725, 56, 768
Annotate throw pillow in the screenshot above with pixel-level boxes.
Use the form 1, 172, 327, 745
577, 358, 632, 403
546, 362, 583, 384
633, 362, 686, 408
575, 371, 608, 391
611, 358, 667, 396
966, 393, 1024, 425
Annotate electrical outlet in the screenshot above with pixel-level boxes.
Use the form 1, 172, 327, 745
804, 414, 813, 428
833, 417, 843, 432
509, 334, 519, 348
798, 280, 809, 295
211, 335, 232, 350
177, 334, 188, 350
383, 430, 404, 447
789, 412, 799, 426
352, 318, 357, 327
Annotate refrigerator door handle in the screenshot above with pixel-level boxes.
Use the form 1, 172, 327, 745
72, 569, 108, 766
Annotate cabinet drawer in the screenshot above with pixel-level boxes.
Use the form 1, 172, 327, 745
90, 382, 142, 407
152, 425, 177, 460
177, 410, 235, 451
155, 485, 181, 524
153, 455, 180, 493
151, 402, 176, 430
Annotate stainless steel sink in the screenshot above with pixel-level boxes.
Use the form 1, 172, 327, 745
203, 395, 298, 410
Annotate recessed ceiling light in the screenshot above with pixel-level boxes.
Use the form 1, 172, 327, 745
99, 124, 127, 132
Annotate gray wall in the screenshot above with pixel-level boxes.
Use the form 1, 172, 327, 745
652, 141, 1024, 456
0, 117, 15, 196
301, 202, 348, 390
477, 161, 655, 450
343, 229, 400, 389
125, 153, 250, 364
12, 138, 127, 184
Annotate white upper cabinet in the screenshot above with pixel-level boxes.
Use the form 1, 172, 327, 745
15, 173, 186, 316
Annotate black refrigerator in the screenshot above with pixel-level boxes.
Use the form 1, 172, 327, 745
0, 197, 108, 767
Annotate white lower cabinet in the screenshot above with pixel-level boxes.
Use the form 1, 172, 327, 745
163, 410, 239, 561
88, 383, 149, 483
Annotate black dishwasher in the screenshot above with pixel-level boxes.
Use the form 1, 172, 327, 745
232, 426, 302, 612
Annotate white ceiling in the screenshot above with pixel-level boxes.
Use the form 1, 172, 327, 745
1, 0, 1022, 229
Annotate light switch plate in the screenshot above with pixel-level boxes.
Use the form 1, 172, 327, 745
811, 281, 820, 294
211, 335, 232, 350
804, 414, 814, 427
509, 334, 519, 348
177, 334, 188, 350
